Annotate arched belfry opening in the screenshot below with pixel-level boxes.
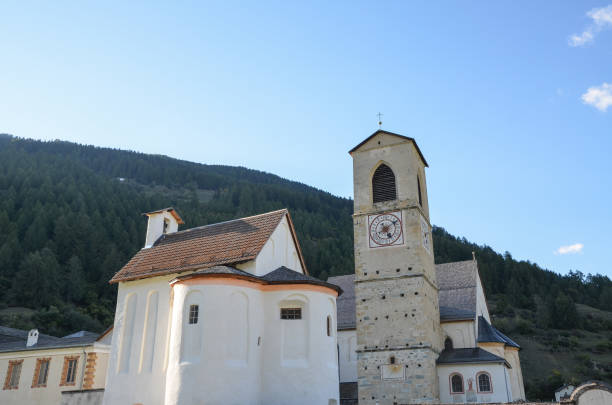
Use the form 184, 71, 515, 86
372, 164, 396, 203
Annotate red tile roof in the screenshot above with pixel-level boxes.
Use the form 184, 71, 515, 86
110, 209, 305, 283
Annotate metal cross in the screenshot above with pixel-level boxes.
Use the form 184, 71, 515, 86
377, 112, 383, 128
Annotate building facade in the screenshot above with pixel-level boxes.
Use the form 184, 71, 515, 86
103, 208, 341, 405
0, 326, 111, 405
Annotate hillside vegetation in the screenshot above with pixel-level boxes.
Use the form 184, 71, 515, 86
0, 134, 610, 399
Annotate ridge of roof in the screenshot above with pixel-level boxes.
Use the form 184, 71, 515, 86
348, 130, 428, 167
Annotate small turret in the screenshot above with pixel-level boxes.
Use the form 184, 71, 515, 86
143, 208, 184, 248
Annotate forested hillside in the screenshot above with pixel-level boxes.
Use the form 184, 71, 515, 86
0, 134, 611, 399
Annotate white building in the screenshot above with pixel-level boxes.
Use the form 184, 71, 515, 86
103, 208, 341, 405
0, 325, 111, 405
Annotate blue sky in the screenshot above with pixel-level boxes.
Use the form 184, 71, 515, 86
1, 2, 611, 278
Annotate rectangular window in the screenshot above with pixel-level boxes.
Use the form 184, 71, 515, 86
280, 308, 302, 320
60, 357, 79, 386
3, 360, 23, 390
32, 358, 50, 387
188, 304, 199, 324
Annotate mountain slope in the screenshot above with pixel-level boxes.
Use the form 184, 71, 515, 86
0, 134, 610, 399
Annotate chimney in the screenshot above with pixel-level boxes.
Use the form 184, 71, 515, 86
143, 208, 184, 248
27, 329, 39, 347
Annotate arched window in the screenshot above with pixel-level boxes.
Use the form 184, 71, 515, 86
450, 373, 464, 394
326, 315, 332, 337
417, 175, 423, 207
444, 337, 453, 351
477, 372, 492, 393
389, 356, 396, 364
372, 164, 396, 203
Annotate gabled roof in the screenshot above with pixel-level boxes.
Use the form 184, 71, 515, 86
348, 130, 428, 167
173, 265, 342, 294
437, 347, 510, 367
436, 260, 478, 321
478, 315, 520, 348
143, 207, 184, 224
110, 209, 307, 283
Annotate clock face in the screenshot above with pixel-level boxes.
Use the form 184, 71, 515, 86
368, 211, 404, 248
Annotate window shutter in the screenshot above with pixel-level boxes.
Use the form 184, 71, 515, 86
372, 164, 396, 203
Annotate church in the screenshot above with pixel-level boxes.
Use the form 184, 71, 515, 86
101, 130, 525, 405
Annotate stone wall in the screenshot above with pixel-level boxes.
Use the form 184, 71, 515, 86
60, 389, 104, 405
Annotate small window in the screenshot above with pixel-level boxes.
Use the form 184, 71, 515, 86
417, 175, 423, 206
3, 360, 22, 390
61, 357, 79, 386
477, 372, 492, 393
280, 308, 302, 320
326, 315, 332, 336
372, 164, 397, 203
163, 218, 170, 234
450, 373, 464, 394
188, 304, 199, 324
389, 356, 396, 365
33, 358, 50, 387
444, 337, 453, 350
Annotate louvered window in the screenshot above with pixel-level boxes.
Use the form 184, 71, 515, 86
372, 164, 396, 203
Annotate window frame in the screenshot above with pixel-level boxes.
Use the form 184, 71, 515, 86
3, 360, 23, 390
476, 371, 493, 393
188, 304, 199, 325
280, 307, 302, 320
60, 356, 79, 387
449, 373, 464, 394
32, 358, 51, 388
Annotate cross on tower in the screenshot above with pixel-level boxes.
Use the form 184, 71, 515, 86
377, 112, 383, 128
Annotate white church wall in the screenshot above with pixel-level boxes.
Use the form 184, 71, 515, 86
505, 347, 526, 401
103, 275, 175, 405
438, 363, 511, 404
260, 289, 339, 405
441, 321, 476, 349
238, 215, 303, 276
337, 329, 357, 383
165, 281, 264, 405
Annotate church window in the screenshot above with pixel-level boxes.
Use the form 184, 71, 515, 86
372, 164, 397, 203
417, 175, 423, 206
477, 372, 492, 393
389, 356, 396, 364
281, 308, 302, 320
444, 337, 453, 350
3, 360, 22, 390
163, 218, 169, 234
450, 373, 464, 394
188, 304, 199, 324
326, 315, 332, 336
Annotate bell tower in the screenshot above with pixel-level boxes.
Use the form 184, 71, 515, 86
349, 130, 441, 404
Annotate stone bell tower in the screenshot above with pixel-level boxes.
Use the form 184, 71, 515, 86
349, 130, 442, 404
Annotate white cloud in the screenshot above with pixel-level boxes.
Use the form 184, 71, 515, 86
581, 82, 612, 112
568, 5, 612, 47
555, 243, 584, 255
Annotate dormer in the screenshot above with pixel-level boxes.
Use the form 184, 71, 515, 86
143, 208, 184, 248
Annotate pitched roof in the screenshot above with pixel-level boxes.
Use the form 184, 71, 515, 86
328, 261, 480, 329
111, 209, 306, 283
478, 315, 520, 348
436, 260, 478, 320
327, 274, 356, 330
436, 347, 509, 367
174, 265, 342, 294
0, 326, 103, 353
348, 130, 429, 167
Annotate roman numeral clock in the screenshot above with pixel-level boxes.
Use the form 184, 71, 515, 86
367, 211, 404, 248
